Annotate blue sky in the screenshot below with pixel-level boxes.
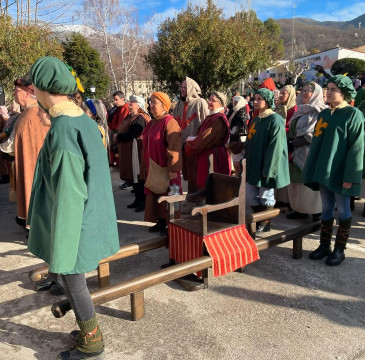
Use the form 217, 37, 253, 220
142, 0, 365, 25
7, 0, 365, 28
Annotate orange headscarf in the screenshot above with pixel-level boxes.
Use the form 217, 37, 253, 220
151, 92, 171, 112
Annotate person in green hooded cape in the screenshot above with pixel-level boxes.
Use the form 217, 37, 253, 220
303, 75, 364, 266
27, 56, 120, 360
244, 88, 289, 232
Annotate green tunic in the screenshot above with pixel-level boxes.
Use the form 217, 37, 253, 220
355, 87, 365, 107
27, 110, 120, 274
303, 105, 364, 196
245, 112, 290, 189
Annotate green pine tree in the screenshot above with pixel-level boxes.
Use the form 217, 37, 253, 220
63, 33, 110, 99
145, 1, 284, 97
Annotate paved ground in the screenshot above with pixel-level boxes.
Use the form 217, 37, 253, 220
1, 167, 365, 360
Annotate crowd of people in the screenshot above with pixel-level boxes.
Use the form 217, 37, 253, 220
1, 56, 365, 359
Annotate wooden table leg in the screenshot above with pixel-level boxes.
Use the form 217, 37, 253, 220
293, 237, 303, 259
130, 291, 145, 321
98, 263, 110, 288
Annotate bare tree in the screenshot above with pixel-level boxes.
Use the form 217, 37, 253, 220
114, 8, 153, 94
82, 0, 154, 93
81, 0, 122, 89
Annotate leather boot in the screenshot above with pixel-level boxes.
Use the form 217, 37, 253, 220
326, 217, 351, 266
257, 206, 273, 233
148, 218, 166, 233
58, 315, 104, 360
309, 218, 334, 260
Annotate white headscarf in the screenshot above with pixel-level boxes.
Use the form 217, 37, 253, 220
130, 95, 146, 112
229, 96, 247, 124
232, 96, 247, 112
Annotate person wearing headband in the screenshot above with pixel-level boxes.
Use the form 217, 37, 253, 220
27, 56, 119, 360
303, 75, 364, 266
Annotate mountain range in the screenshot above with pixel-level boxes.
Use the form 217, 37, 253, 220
276, 13, 365, 58
49, 13, 365, 62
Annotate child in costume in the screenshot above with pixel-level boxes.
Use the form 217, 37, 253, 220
27, 56, 120, 360
245, 88, 290, 232
303, 75, 364, 266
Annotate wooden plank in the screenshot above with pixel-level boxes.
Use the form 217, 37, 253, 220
246, 209, 281, 223
192, 198, 239, 216
51, 256, 213, 319
29, 237, 168, 283
158, 194, 187, 204
99, 237, 168, 264
256, 221, 321, 256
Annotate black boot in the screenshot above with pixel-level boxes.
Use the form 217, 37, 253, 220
35, 276, 56, 292
309, 243, 332, 260
149, 218, 166, 233
135, 203, 145, 212
15, 216, 26, 228
325, 248, 345, 266
309, 218, 334, 260
0, 174, 9, 184
362, 204, 365, 217
134, 183, 145, 212
127, 199, 139, 209
326, 217, 351, 266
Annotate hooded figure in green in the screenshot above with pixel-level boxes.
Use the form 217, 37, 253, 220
303, 75, 364, 267
27, 56, 119, 360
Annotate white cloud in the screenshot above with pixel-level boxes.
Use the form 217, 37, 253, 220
309, 2, 365, 22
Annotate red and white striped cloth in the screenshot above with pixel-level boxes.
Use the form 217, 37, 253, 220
168, 224, 259, 277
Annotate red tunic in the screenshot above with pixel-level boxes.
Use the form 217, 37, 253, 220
185, 112, 231, 189
142, 115, 182, 222
108, 103, 130, 131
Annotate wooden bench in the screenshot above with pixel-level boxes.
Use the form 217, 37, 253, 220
51, 220, 320, 321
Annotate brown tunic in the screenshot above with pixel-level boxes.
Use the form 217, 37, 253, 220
14, 105, 49, 219
184, 114, 229, 191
